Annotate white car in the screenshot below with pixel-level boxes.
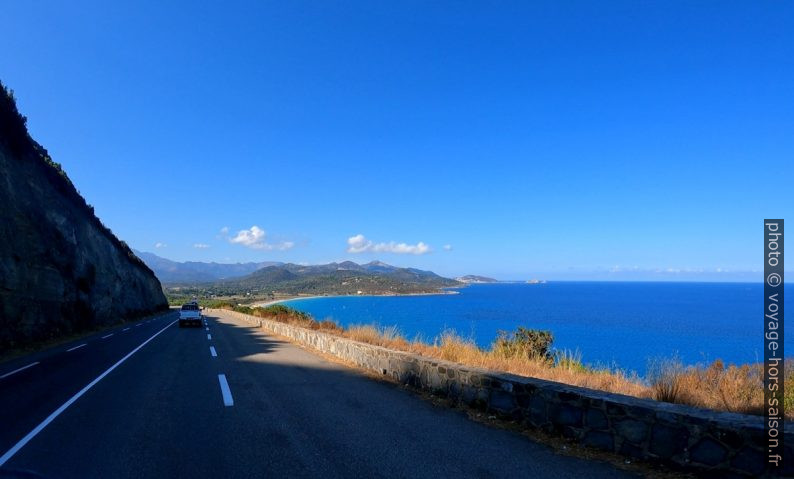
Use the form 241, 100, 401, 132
178, 302, 203, 327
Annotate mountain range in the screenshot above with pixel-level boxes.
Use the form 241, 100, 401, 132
215, 260, 460, 296
135, 251, 462, 297
132, 250, 281, 283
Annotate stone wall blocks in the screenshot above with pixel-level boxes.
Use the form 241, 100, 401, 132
615, 418, 649, 445
689, 437, 729, 467
585, 408, 609, 430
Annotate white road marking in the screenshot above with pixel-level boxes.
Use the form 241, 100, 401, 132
0, 362, 40, 380
205, 327, 209, 331
217, 374, 234, 406
210, 346, 217, 357
122, 327, 130, 332
0, 319, 178, 467
207, 334, 212, 340
101, 333, 114, 339
135, 323, 142, 327
66, 344, 86, 352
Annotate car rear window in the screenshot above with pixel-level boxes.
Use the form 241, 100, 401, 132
181, 304, 198, 310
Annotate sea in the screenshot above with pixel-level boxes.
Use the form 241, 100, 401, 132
282, 282, 790, 376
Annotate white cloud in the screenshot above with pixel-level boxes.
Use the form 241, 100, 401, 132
346, 234, 430, 255
229, 225, 294, 251
193, 243, 210, 249
219, 226, 229, 235
443, 244, 453, 251
154, 242, 167, 249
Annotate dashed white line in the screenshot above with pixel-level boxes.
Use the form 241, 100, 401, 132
101, 333, 114, 339
217, 374, 234, 406
135, 324, 142, 327
207, 334, 212, 340
209, 346, 217, 357
0, 362, 40, 379
205, 327, 209, 331
66, 344, 86, 352
122, 328, 130, 332
0, 319, 178, 467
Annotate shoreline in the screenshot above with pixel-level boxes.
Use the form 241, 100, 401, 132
252, 288, 461, 308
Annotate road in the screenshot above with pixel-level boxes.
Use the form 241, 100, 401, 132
0, 310, 637, 478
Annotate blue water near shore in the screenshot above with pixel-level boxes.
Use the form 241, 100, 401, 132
283, 282, 790, 375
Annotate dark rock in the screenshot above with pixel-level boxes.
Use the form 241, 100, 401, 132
548, 403, 582, 427
625, 405, 655, 420
716, 429, 744, 449
648, 423, 688, 459
489, 390, 516, 414
583, 431, 615, 451
461, 385, 476, 404
619, 440, 644, 459
561, 426, 581, 439
586, 409, 609, 430
729, 447, 764, 476
690, 437, 728, 466
528, 395, 547, 426
606, 403, 627, 417
615, 418, 648, 445
558, 391, 580, 403
515, 393, 532, 408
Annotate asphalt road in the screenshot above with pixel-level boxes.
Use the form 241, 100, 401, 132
0, 310, 638, 478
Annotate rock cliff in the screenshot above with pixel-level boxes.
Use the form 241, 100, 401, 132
0, 81, 168, 351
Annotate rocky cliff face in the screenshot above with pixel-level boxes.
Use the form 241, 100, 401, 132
0, 82, 168, 351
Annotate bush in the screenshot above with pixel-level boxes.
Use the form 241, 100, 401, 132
555, 349, 587, 373
647, 355, 685, 403
492, 327, 553, 361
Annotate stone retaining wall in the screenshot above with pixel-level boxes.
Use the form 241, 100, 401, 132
215, 309, 792, 477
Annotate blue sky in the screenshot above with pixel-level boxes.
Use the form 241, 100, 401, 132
2, 2, 792, 280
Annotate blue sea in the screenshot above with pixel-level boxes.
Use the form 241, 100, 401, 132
283, 282, 790, 375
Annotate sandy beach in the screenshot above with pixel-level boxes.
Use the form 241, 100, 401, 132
251, 289, 461, 308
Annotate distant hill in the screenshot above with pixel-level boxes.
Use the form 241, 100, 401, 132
134, 250, 281, 283
455, 275, 499, 283
166, 260, 461, 298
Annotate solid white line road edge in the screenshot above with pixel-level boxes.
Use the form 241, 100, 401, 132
217, 374, 234, 406
0, 318, 178, 467
210, 346, 217, 357
0, 362, 40, 380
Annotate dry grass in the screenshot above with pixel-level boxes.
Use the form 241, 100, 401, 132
226, 304, 792, 419
647, 357, 789, 417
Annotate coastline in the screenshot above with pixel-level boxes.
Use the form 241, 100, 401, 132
252, 288, 461, 308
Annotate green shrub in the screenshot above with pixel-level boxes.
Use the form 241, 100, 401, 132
492, 327, 553, 361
